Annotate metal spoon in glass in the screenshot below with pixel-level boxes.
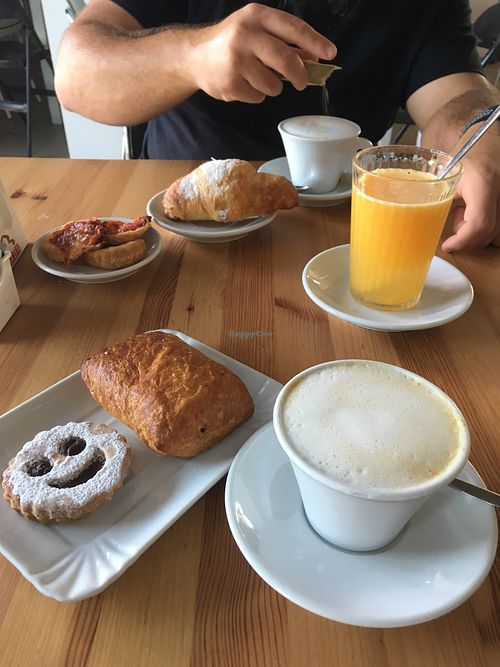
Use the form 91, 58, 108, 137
439, 104, 500, 179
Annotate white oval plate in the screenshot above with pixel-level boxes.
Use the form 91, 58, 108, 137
302, 244, 474, 332
258, 157, 352, 207
147, 190, 277, 243
31, 218, 162, 284
225, 422, 497, 628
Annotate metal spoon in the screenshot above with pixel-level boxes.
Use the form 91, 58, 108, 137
439, 104, 500, 179
448, 478, 500, 508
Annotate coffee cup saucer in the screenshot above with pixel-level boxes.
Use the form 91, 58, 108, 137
225, 422, 497, 628
258, 157, 352, 207
302, 244, 474, 332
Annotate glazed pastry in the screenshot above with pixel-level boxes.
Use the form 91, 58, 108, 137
83, 239, 146, 269
81, 331, 255, 457
2, 422, 131, 523
162, 158, 299, 222
102, 216, 151, 245
43, 218, 103, 264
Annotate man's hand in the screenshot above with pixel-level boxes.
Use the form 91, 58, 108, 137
407, 73, 500, 253
190, 3, 336, 104
442, 134, 500, 252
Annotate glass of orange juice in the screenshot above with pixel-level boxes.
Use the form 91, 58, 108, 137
349, 145, 462, 311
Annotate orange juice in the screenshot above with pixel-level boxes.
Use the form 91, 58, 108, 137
350, 168, 454, 310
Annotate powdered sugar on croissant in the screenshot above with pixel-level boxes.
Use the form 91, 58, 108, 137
162, 159, 299, 222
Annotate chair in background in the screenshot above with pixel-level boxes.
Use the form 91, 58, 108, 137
474, 3, 500, 81
123, 123, 147, 159
0, 0, 55, 157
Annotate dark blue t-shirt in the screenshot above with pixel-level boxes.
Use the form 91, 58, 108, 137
111, 0, 481, 159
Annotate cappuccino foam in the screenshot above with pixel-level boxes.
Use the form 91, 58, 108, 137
281, 363, 464, 494
281, 116, 356, 140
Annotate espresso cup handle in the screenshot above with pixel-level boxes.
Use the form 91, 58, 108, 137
343, 138, 372, 176
354, 137, 372, 151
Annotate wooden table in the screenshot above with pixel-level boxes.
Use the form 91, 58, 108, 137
0, 157, 498, 667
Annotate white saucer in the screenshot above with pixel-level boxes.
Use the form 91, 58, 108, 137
258, 157, 352, 207
147, 190, 277, 243
302, 244, 474, 332
225, 422, 497, 628
32, 218, 162, 284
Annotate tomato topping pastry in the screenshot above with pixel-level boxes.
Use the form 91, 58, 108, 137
101, 215, 151, 245
42, 216, 152, 269
46, 218, 104, 264
101, 215, 150, 236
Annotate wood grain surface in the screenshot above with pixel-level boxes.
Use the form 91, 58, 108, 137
0, 157, 498, 667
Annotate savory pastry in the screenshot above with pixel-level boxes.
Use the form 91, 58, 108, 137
102, 216, 151, 245
83, 239, 146, 269
43, 218, 104, 264
162, 158, 299, 222
42, 216, 152, 269
2, 421, 131, 523
81, 331, 255, 457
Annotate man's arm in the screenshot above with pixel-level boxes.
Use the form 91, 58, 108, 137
407, 73, 500, 250
55, 0, 336, 126
407, 72, 498, 152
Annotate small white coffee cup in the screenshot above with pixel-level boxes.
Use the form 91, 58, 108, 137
278, 115, 372, 194
273, 360, 470, 552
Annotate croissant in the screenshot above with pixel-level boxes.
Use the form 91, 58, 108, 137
162, 159, 299, 222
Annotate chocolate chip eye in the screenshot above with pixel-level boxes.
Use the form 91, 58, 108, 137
26, 458, 52, 477
59, 436, 86, 456
199, 427, 206, 434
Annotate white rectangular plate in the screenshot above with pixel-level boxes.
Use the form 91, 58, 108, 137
0, 330, 282, 601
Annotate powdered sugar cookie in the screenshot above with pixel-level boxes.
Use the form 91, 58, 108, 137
2, 422, 131, 523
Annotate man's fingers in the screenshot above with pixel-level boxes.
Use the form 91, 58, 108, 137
227, 77, 266, 104
254, 4, 336, 60
251, 33, 308, 89
295, 48, 317, 62
441, 175, 497, 252
242, 57, 284, 97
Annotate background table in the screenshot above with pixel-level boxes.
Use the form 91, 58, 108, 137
0, 157, 498, 666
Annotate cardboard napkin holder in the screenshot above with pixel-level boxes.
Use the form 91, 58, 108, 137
0, 251, 20, 332
0, 178, 27, 266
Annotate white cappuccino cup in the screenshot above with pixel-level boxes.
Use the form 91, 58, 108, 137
278, 115, 372, 194
273, 360, 470, 551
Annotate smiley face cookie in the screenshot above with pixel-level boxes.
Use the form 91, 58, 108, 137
2, 422, 131, 523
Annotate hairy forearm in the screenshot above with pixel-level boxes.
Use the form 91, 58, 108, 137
420, 85, 499, 153
55, 21, 202, 125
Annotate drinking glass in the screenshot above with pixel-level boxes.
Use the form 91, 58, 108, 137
349, 145, 462, 311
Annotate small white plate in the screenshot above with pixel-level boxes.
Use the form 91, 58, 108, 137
225, 422, 498, 628
31, 218, 162, 284
0, 330, 282, 601
303, 244, 474, 332
258, 157, 352, 207
147, 190, 277, 243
